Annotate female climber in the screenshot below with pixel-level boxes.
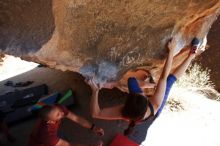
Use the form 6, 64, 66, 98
87, 37, 205, 144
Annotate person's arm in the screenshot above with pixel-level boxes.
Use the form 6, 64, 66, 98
66, 112, 92, 129
88, 80, 125, 120
149, 39, 175, 113
90, 87, 101, 118
66, 111, 104, 136
160, 40, 175, 79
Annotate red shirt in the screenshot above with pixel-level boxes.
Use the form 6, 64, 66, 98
29, 106, 69, 146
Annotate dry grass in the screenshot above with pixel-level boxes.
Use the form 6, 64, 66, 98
174, 63, 220, 101
167, 98, 184, 112
167, 63, 220, 112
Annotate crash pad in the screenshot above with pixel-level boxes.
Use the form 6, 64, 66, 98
110, 134, 139, 146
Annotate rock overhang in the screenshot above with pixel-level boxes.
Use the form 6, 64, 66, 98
0, 0, 220, 83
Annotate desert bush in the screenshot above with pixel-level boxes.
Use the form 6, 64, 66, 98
174, 63, 220, 101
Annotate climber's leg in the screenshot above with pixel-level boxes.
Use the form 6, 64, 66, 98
172, 37, 205, 79
172, 52, 195, 79
155, 43, 199, 116
155, 38, 205, 117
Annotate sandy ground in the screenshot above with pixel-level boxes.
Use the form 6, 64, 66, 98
0, 56, 220, 146
145, 89, 220, 146
0, 55, 38, 82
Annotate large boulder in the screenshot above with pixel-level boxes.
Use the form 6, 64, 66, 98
199, 17, 220, 91
0, 0, 220, 83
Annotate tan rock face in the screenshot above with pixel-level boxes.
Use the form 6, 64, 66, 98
199, 17, 220, 91
0, 0, 220, 83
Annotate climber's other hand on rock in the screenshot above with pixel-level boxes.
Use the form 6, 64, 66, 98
87, 79, 100, 92
167, 38, 176, 56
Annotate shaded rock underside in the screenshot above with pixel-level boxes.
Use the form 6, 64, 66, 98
0, 0, 220, 83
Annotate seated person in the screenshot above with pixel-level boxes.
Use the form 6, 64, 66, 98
87, 38, 205, 144
29, 105, 104, 146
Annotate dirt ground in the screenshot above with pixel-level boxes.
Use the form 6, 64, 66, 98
0, 57, 220, 146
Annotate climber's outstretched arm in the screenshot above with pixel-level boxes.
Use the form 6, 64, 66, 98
151, 37, 205, 116
149, 40, 175, 114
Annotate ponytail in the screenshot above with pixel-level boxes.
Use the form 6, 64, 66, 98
124, 120, 136, 136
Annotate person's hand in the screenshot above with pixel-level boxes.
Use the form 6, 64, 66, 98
87, 79, 100, 92
167, 38, 176, 55
92, 126, 104, 136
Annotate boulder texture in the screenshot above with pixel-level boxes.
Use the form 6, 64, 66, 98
199, 17, 220, 91
0, 0, 220, 83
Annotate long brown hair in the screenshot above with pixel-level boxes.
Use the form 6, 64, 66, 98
122, 93, 148, 135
